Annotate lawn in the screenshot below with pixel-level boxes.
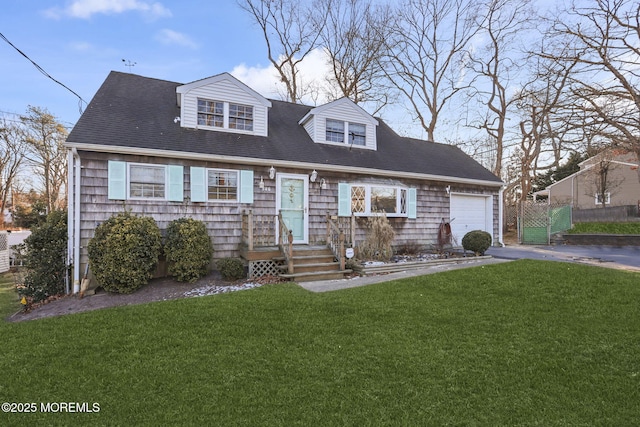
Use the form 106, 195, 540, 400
0, 271, 21, 319
1, 260, 639, 426
568, 221, 640, 234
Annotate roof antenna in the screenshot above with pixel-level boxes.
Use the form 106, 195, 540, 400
122, 59, 136, 73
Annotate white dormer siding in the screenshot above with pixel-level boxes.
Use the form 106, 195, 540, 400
177, 73, 272, 137
299, 98, 378, 150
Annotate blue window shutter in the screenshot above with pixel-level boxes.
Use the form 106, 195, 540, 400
338, 183, 351, 217
408, 188, 417, 219
108, 160, 126, 200
167, 165, 184, 202
190, 167, 206, 202
239, 170, 254, 204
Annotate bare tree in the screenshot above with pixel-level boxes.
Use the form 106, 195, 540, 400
320, 0, 395, 114
542, 0, 640, 182
466, 0, 534, 178
381, 0, 486, 142
238, 0, 328, 103
20, 106, 68, 213
512, 50, 580, 200
0, 118, 27, 227
583, 150, 625, 208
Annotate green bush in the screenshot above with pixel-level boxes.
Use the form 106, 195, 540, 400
20, 210, 69, 303
462, 230, 492, 256
164, 218, 213, 283
88, 211, 162, 294
217, 258, 245, 281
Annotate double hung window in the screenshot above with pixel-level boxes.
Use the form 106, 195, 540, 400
108, 161, 184, 202
197, 100, 224, 127
326, 119, 345, 142
228, 104, 253, 131
129, 164, 166, 199
326, 119, 366, 146
348, 123, 366, 146
207, 169, 239, 201
197, 98, 254, 131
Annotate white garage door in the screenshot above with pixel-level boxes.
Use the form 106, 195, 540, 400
450, 194, 492, 246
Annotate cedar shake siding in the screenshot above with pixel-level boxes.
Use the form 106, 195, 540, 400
66, 71, 503, 283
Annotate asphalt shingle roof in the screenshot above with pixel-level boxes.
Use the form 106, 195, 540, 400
67, 71, 502, 185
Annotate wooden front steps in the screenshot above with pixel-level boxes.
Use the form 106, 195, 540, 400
274, 245, 352, 282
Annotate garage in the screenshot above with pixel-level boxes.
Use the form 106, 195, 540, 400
449, 194, 493, 246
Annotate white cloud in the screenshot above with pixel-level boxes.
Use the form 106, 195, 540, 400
69, 41, 93, 51
155, 29, 198, 49
231, 48, 332, 104
45, 0, 171, 19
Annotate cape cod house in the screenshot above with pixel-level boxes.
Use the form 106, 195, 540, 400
65, 71, 503, 292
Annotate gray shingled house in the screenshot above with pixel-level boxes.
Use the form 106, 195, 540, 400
65, 71, 503, 291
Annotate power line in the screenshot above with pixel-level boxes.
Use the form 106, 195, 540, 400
0, 31, 87, 114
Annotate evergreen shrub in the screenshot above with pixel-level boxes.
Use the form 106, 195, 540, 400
20, 210, 69, 302
88, 211, 161, 294
164, 218, 213, 282
462, 230, 492, 256
217, 258, 245, 281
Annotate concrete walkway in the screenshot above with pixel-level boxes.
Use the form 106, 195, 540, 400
300, 244, 640, 293
299, 257, 510, 293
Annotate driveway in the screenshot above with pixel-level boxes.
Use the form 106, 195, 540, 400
487, 244, 640, 272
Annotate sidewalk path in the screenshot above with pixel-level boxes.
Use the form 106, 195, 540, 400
299, 257, 510, 293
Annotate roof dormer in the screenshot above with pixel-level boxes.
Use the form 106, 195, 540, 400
298, 98, 379, 150
176, 73, 272, 137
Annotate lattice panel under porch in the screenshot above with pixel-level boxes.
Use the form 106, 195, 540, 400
248, 260, 281, 278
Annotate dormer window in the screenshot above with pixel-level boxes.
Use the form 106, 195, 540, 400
326, 118, 366, 146
229, 103, 253, 131
197, 98, 254, 131
326, 119, 345, 142
198, 100, 224, 127
349, 123, 366, 146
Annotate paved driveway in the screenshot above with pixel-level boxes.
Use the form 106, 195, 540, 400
487, 244, 640, 272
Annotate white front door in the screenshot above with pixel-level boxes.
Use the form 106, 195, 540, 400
276, 173, 309, 244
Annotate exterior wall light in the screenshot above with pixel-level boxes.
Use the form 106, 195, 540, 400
269, 166, 276, 179
310, 169, 318, 182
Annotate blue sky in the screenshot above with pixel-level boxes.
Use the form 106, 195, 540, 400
1, 1, 293, 130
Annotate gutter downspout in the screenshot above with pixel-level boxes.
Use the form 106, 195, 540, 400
498, 186, 505, 247
71, 148, 81, 294
66, 150, 73, 294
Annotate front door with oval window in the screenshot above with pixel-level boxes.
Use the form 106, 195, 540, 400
276, 174, 308, 244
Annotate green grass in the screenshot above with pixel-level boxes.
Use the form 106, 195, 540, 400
0, 272, 21, 319
568, 221, 640, 234
1, 260, 639, 425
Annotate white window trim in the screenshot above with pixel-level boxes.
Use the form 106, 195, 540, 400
350, 184, 408, 217
595, 192, 611, 205
197, 98, 254, 133
206, 168, 240, 203
324, 118, 367, 148
127, 163, 167, 201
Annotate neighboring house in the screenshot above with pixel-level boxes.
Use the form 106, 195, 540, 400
534, 149, 640, 209
65, 71, 503, 291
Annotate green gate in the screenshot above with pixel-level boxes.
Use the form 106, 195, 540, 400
519, 202, 572, 245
